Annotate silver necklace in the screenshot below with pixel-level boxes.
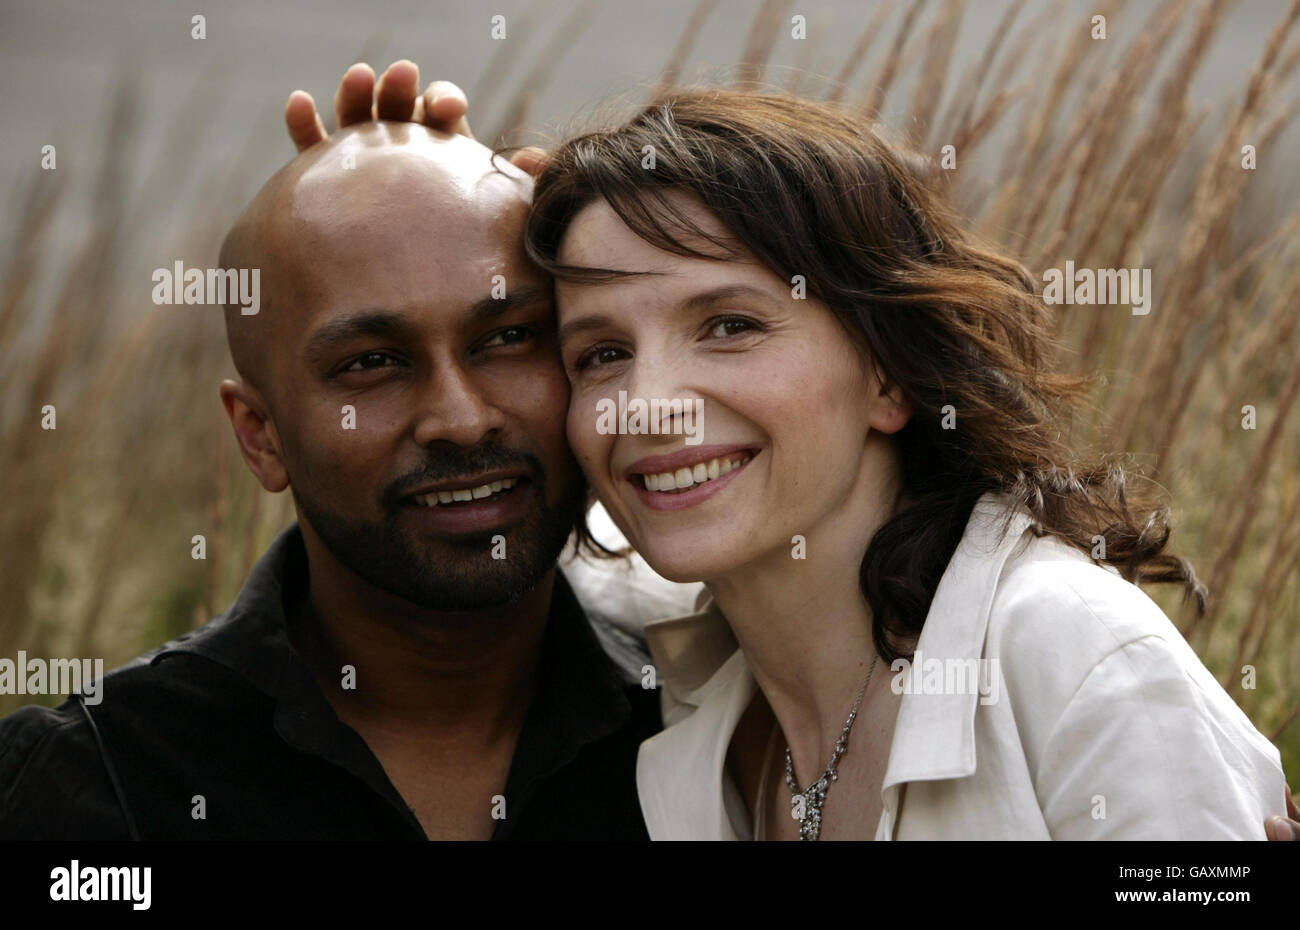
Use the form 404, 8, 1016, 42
783, 654, 878, 841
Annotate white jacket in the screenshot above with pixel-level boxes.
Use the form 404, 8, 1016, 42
635, 494, 1287, 839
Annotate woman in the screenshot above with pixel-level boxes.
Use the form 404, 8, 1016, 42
521, 90, 1286, 840
286, 66, 1288, 840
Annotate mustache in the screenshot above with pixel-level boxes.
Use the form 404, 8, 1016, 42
382, 442, 544, 507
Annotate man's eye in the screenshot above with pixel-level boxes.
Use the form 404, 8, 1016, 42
479, 326, 536, 350
342, 352, 401, 372
706, 316, 761, 339
573, 345, 629, 372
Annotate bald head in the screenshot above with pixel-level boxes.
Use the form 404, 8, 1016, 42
218, 121, 533, 400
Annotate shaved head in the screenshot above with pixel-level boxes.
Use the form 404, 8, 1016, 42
218, 122, 532, 404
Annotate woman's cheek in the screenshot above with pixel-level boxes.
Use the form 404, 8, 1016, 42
566, 393, 608, 481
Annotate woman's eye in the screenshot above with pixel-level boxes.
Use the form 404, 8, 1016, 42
342, 352, 400, 372
479, 326, 536, 350
573, 345, 629, 372
707, 316, 761, 339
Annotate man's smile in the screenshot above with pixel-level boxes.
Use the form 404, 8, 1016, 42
398, 475, 536, 536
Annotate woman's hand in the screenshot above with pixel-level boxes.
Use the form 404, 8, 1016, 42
1265, 784, 1299, 840
283, 60, 547, 174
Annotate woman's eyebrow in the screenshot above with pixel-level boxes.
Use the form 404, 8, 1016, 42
557, 314, 614, 346
679, 283, 780, 312
557, 283, 780, 346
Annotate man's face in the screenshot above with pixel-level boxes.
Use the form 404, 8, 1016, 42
258, 129, 584, 610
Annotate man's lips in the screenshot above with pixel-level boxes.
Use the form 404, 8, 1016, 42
399, 468, 531, 506
398, 475, 536, 536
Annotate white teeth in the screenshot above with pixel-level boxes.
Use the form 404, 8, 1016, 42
640, 454, 752, 494
415, 476, 521, 506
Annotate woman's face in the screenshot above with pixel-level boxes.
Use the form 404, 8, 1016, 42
555, 194, 908, 583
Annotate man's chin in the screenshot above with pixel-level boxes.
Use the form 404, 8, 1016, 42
298, 501, 577, 612
390, 535, 555, 610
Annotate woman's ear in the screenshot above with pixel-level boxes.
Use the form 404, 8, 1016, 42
870, 376, 913, 435
863, 356, 912, 435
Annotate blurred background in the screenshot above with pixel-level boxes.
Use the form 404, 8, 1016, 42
0, 0, 1297, 776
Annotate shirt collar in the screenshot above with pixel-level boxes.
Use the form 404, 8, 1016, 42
503, 570, 632, 808
141, 522, 310, 697
136, 522, 633, 837
641, 492, 1035, 791
135, 524, 414, 823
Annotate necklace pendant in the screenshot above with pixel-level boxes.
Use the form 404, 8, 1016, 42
799, 791, 822, 841
783, 654, 879, 843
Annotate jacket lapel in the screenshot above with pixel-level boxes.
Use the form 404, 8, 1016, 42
876, 494, 1034, 837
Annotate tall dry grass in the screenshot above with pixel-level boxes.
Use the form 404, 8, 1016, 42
1, 0, 1297, 778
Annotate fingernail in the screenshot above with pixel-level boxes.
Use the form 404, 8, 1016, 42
1270, 817, 1295, 840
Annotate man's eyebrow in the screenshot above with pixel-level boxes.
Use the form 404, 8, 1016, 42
466, 284, 553, 324
557, 283, 777, 345
302, 287, 554, 363
303, 310, 417, 363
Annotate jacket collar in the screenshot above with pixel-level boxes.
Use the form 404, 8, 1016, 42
879, 494, 1034, 789
641, 492, 1035, 798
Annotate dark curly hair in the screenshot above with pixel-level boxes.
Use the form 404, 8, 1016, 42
525, 87, 1206, 662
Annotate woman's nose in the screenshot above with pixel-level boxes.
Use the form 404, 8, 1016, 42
622, 348, 696, 438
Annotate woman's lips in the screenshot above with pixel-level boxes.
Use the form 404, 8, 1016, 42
626, 449, 757, 512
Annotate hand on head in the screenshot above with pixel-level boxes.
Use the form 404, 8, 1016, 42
283, 60, 547, 175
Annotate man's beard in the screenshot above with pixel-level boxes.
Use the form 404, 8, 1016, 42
292, 443, 586, 611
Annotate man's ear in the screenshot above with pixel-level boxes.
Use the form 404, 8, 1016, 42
219, 379, 289, 492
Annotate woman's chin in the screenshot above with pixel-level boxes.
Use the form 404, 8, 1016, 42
642, 561, 709, 585
635, 543, 745, 585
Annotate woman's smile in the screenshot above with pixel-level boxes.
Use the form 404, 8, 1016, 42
624, 445, 759, 512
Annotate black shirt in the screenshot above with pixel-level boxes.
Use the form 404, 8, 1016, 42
0, 524, 660, 840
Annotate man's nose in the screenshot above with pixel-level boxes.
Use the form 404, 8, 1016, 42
411, 362, 507, 447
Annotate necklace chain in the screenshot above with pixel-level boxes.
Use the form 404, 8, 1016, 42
783, 654, 878, 841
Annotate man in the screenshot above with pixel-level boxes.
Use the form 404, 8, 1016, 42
0, 84, 688, 839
